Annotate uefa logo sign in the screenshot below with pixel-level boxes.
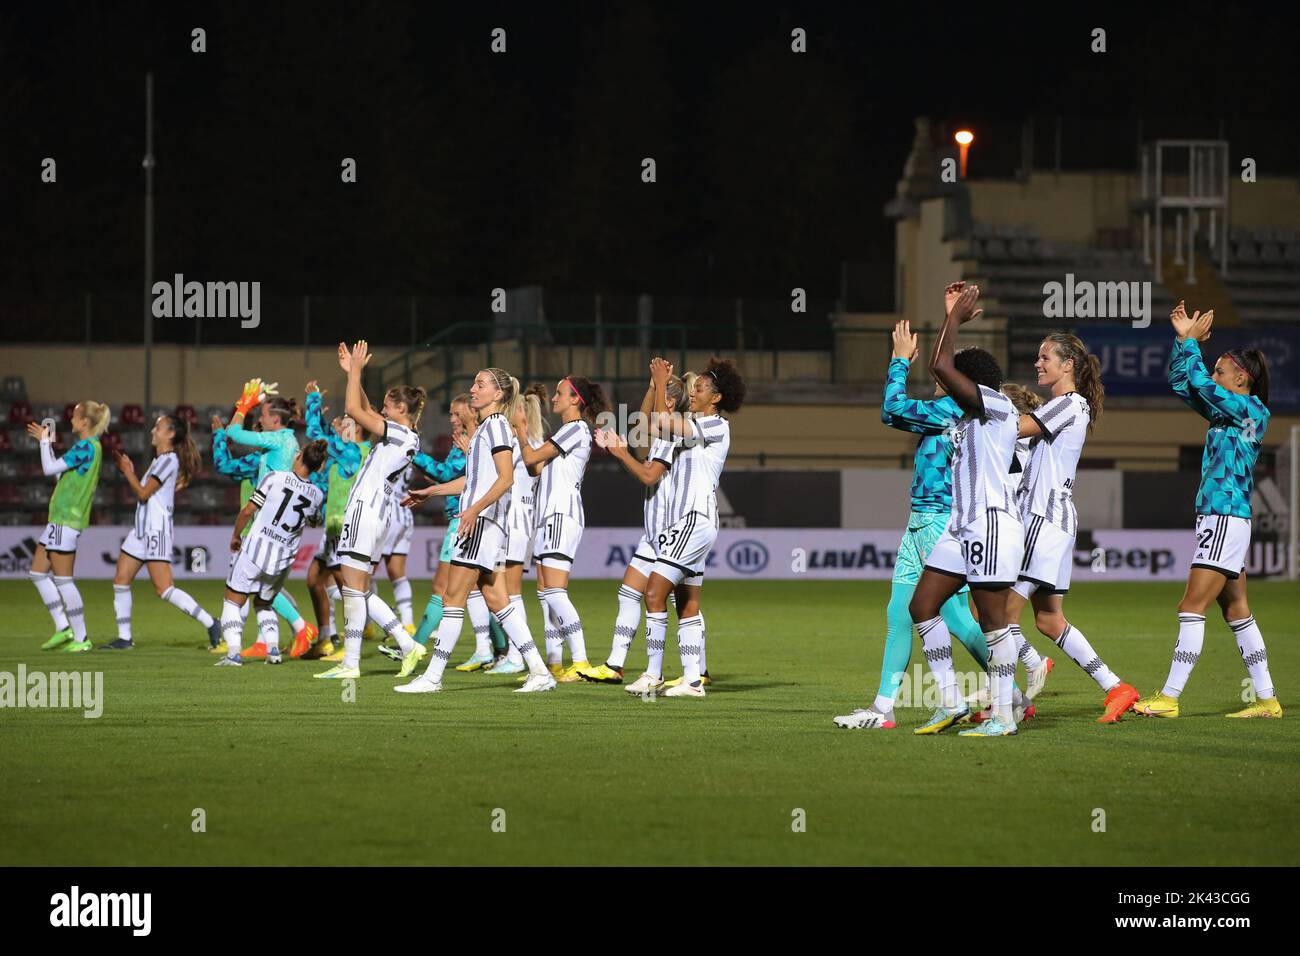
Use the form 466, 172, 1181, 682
725, 539, 769, 574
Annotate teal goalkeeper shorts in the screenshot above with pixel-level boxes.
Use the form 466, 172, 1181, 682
894, 510, 967, 592
439, 516, 460, 563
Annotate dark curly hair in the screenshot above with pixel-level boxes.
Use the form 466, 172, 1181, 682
701, 357, 746, 414
953, 347, 1003, 391
301, 439, 329, 473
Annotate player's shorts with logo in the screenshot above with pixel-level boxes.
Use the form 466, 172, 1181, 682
925, 508, 1024, 587
226, 548, 291, 601
505, 496, 536, 565
650, 511, 716, 586
1191, 513, 1251, 579
438, 516, 461, 564
894, 510, 966, 592
532, 512, 584, 570
38, 523, 81, 554
1013, 514, 1076, 597
121, 519, 173, 563
629, 532, 705, 584
313, 527, 341, 569
451, 515, 507, 574
380, 503, 414, 558
337, 500, 388, 572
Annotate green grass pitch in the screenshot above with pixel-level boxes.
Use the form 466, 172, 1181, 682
1, 578, 1296, 866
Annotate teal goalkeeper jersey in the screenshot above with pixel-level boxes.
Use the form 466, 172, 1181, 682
880, 357, 963, 514
223, 423, 299, 486
1168, 338, 1269, 519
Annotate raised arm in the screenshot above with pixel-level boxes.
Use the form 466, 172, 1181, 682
597, 428, 669, 487
341, 341, 387, 437
114, 452, 165, 502
881, 323, 957, 434
30, 426, 95, 478
929, 284, 985, 419
303, 385, 336, 442
412, 445, 465, 485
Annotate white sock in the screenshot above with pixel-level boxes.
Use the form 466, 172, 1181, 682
367, 590, 414, 654
1162, 613, 1205, 698
698, 609, 708, 674
496, 601, 546, 675
467, 590, 493, 659
52, 576, 86, 641
678, 614, 704, 685
161, 585, 215, 629
546, 588, 588, 663
113, 584, 133, 642
325, 584, 341, 637
1230, 616, 1275, 700
341, 586, 367, 669
607, 584, 643, 669
1054, 621, 1119, 692
986, 626, 1016, 724
645, 610, 669, 679
221, 599, 243, 655
918, 615, 960, 709
1014, 624, 1043, 670
258, 608, 280, 651
539, 589, 564, 664
423, 606, 465, 682
504, 596, 526, 664
30, 570, 69, 631
392, 576, 413, 627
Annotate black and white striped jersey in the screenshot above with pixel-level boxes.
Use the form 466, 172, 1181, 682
672, 414, 730, 521
643, 436, 681, 540
462, 412, 515, 525
512, 436, 543, 508
1017, 392, 1090, 536
346, 419, 419, 516
244, 470, 324, 573
535, 419, 591, 523
135, 452, 178, 529
949, 386, 1020, 529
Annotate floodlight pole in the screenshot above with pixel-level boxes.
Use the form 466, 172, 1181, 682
143, 72, 155, 417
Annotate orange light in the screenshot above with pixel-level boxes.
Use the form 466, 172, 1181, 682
954, 130, 974, 146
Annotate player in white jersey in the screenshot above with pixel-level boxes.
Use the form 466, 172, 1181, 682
459, 383, 551, 674
908, 284, 1025, 737
376, 460, 417, 630
513, 374, 609, 683
314, 340, 428, 681
1007, 334, 1141, 723
626, 356, 745, 699
216, 441, 328, 665
580, 363, 706, 686
398, 368, 555, 694
105, 414, 220, 650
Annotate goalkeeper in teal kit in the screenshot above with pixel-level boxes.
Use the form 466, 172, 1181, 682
832, 314, 994, 730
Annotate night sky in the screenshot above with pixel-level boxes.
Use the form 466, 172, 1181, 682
2, 1, 1296, 343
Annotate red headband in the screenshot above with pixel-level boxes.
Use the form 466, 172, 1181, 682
565, 376, 587, 407
1224, 352, 1252, 380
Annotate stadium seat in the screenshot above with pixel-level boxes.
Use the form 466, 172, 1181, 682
8, 401, 32, 425
120, 405, 145, 426
2, 377, 27, 402
0, 430, 10, 453
174, 404, 197, 425
101, 432, 123, 455
63, 403, 78, 423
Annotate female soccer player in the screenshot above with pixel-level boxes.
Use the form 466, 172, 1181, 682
581, 360, 695, 685
397, 368, 554, 694
106, 413, 219, 649
832, 317, 992, 729
28, 401, 110, 652
514, 374, 609, 682
626, 357, 745, 699
1134, 303, 1281, 719
216, 441, 328, 665
1005, 333, 1140, 724
303, 382, 370, 659
314, 341, 427, 680
908, 284, 1025, 737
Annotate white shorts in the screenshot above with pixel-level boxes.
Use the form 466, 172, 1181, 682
337, 500, 386, 572
226, 548, 291, 602
313, 527, 340, 569
533, 512, 584, 571
39, 523, 81, 554
122, 520, 173, 563
380, 505, 413, 558
1192, 514, 1251, 579
505, 496, 536, 565
451, 515, 507, 574
630, 532, 704, 584
651, 512, 716, 586
926, 508, 1024, 587
1013, 514, 1075, 597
